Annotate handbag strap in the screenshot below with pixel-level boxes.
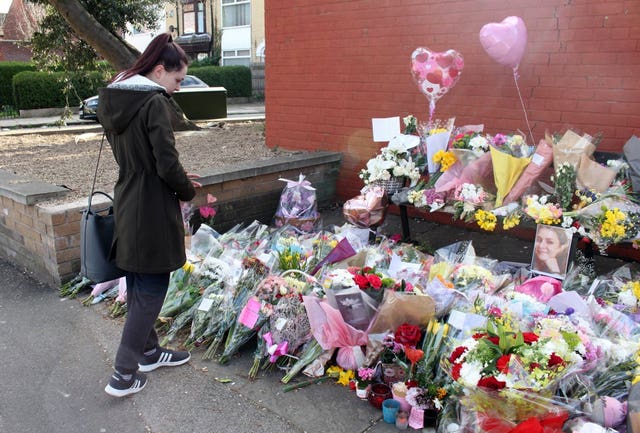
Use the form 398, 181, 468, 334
87, 132, 108, 211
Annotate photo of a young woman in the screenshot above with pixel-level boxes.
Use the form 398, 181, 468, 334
531, 224, 574, 279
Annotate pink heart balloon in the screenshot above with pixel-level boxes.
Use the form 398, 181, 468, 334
479, 16, 527, 70
410, 47, 464, 105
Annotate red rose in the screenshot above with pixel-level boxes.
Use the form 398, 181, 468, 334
496, 354, 511, 373
362, 266, 373, 274
547, 353, 565, 368
472, 333, 487, 340
522, 332, 539, 344
487, 336, 500, 346
366, 274, 382, 289
395, 323, 422, 347
451, 363, 462, 380
477, 376, 506, 390
449, 346, 467, 363
529, 362, 541, 372
353, 274, 369, 289
510, 417, 543, 433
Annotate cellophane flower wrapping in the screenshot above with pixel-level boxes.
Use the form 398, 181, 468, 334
490, 135, 534, 207
302, 295, 368, 371
202, 257, 270, 360
571, 195, 640, 252
343, 185, 388, 228
218, 274, 293, 364
416, 117, 456, 175
367, 290, 436, 334
552, 130, 596, 174
272, 175, 321, 232
503, 138, 554, 205
185, 258, 232, 347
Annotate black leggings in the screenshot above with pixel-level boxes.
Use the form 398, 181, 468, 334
114, 272, 170, 374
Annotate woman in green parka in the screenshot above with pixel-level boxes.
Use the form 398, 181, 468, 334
98, 33, 201, 397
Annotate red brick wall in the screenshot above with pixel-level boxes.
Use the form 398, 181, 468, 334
265, 0, 640, 200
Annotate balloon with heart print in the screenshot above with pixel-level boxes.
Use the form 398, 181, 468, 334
410, 47, 464, 121
479, 16, 527, 71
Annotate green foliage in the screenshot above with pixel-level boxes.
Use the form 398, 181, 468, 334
189, 66, 252, 98
30, 0, 160, 72
13, 71, 107, 110
0, 62, 36, 107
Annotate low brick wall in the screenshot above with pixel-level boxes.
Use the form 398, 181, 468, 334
0, 151, 342, 288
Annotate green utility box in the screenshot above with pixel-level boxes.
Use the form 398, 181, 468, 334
173, 87, 227, 120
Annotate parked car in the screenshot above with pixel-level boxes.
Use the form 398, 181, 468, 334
79, 75, 209, 120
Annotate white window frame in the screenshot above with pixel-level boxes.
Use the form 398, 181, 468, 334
221, 0, 250, 29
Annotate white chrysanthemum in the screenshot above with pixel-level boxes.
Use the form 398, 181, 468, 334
326, 269, 355, 288
459, 360, 483, 387
469, 135, 489, 152
408, 190, 427, 207
618, 289, 637, 308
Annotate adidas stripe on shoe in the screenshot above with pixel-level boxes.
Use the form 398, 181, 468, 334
104, 371, 147, 397
138, 348, 191, 372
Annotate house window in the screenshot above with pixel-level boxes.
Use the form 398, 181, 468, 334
183, 1, 205, 34
222, 0, 250, 28
222, 49, 250, 66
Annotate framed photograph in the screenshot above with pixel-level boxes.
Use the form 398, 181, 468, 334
530, 224, 577, 280
333, 290, 376, 331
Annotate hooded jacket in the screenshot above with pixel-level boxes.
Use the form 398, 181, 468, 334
97, 75, 196, 274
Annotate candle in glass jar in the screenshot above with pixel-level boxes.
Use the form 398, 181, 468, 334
396, 410, 409, 430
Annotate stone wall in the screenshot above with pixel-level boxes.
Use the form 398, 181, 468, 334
0, 151, 341, 288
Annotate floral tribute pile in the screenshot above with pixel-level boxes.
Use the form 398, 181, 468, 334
68, 208, 640, 433
356, 116, 640, 255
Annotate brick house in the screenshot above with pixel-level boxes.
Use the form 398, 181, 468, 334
264, 1, 640, 201
0, 0, 43, 61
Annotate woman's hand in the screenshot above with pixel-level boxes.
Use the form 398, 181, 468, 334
187, 172, 202, 188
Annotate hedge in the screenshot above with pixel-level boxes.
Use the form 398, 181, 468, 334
188, 65, 252, 98
0, 62, 35, 108
13, 71, 106, 110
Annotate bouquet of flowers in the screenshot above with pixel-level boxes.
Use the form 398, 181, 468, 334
452, 183, 492, 221
489, 133, 535, 207
201, 257, 269, 360
359, 136, 421, 188
443, 314, 583, 429
523, 195, 563, 225
218, 274, 292, 364
582, 204, 640, 252
553, 162, 577, 211
417, 117, 456, 174
407, 185, 447, 212
450, 131, 489, 166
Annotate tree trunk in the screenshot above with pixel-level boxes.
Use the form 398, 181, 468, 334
47, 0, 139, 70
47, 0, 200, 130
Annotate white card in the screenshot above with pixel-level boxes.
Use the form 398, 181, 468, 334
531, 152, 545, 166
372, 117, 400, 142
198, 297, 214, 312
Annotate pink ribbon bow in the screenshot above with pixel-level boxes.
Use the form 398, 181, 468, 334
279, 174, 316, 190
263, 332, 289, 362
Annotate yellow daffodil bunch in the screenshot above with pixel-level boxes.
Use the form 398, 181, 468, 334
474, 209, 497, 231
326, 365, 355, 386
503, 212, 521, 230
433, 150, 457, 172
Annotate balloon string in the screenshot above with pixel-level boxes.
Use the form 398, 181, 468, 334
429, 100, 435, 123
513, 67, 535, 145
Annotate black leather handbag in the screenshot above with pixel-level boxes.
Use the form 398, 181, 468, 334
80, 134, 125, 283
